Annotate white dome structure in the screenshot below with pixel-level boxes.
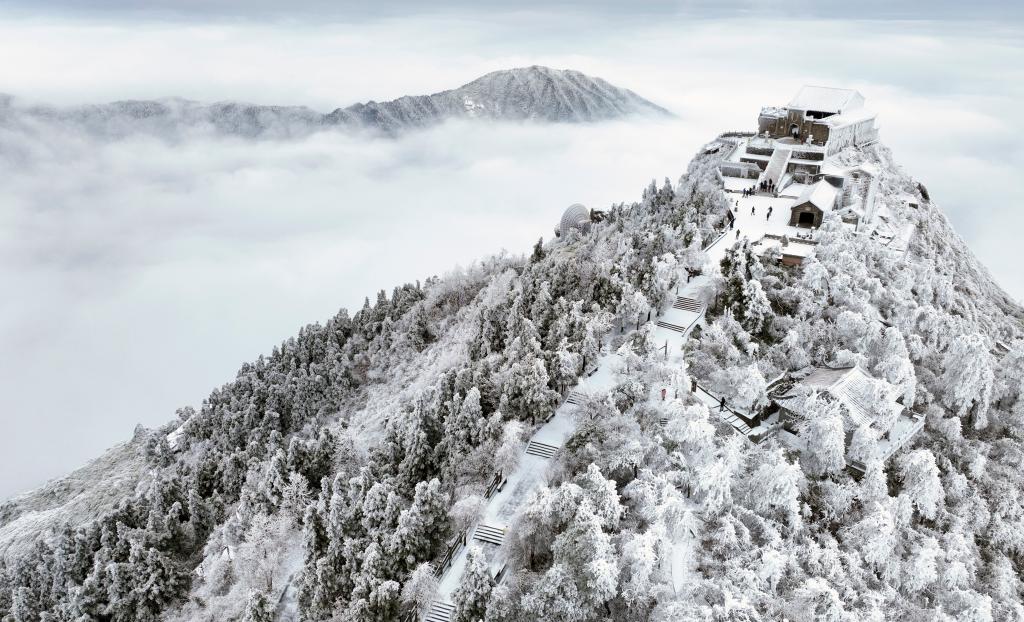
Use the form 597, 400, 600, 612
559, 203, 591, 238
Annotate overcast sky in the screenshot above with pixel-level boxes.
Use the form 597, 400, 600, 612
0, 5, 1022, 499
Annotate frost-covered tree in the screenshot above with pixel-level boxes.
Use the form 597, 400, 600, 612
551, 337, 582, 393
241, 589, 274, 622
940, 333, 995, 429
401, 563, 438, 618
709, 363, 768, 413
798, 395, 847, 477
842, 500, 896, 575
389, 479, 450, 575
896, 449, 943, 521
787, 577, 846, 622
749, 448, 804, 526
452, 546, 493, 622
901, 535, 940, 595
847, 423, 878, 466
739, 278, 772, 335
696, 435, 745, 513
502, 357, 557, 424
236, 512, 292, 594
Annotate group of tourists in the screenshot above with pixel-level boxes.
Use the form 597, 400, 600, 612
741, 177, 779, 198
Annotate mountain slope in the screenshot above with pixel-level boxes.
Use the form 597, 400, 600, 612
3, 123, 1023, 620
0, 66, 669, 139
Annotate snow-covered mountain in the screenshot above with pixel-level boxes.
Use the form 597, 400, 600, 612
0, 66, 669, 139
3, 90, 1023, 622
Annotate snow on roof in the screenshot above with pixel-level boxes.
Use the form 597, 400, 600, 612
788, 86, 864, 114
775, 365, 903, 429
822, 107, 877, 129
794, 180, 838, 211
756, 237, 816, 259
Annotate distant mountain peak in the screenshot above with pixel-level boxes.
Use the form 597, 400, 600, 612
0, 67, 670, 139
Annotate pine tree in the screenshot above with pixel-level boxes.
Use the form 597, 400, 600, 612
452, 546, 493, 622
242, 589, 275, 622
531, 237, 546, 263
502, 356, 556, 424
389, 479, 450, 575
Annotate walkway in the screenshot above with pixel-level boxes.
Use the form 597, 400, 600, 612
426, 214, 743, 620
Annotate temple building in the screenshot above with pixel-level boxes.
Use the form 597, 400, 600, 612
768, 365, 924, 471
758, 86, 878, 156
789, 179, 840, 228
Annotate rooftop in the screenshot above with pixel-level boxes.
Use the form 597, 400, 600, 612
795, 180, 839, 211
788, 86, 864, 114
822, 107, 877, 129
774, 365, 903, 430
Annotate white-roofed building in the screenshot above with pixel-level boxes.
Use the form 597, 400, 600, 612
769, 365, 924, 470
836, 163, 880, 228
787, 86, 865, 116
789, 179, 840, 228
758, 85, 878, 156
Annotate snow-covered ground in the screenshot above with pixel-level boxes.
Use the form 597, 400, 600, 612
436, 351, 624, 601
434, 259, 717, 610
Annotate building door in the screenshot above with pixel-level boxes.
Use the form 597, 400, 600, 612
789, 123, 800, 139
798, 211, 816, 227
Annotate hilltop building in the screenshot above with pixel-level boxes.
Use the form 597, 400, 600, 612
711, 86, 892, 265
789, 179, 840, 228
758, 86, 878, 156
769, 365, 924, 471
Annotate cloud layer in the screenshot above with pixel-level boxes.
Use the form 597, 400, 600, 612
0, 13, 1021, 498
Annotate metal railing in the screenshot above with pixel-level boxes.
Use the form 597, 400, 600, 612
484, 470, 505, 500
434, 530, 468, 578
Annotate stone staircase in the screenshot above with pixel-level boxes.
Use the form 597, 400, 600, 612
716, 408, 752, 435
672, 296, 704, 313
762, 147, 792, 188
525, 440, 560, 459
425, 601, 454, 622
472, 523, 507, 547
565, 390, 586, 405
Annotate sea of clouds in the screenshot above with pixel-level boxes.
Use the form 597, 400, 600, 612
0, 13, 1021, 498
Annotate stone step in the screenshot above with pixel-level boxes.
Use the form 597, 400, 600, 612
656, 320, 688, 334
673, 297, 704, 312
472, 523, 506, 546
717, 410, 752, 435
425, 601, 454, 622
525, 440, 560, 459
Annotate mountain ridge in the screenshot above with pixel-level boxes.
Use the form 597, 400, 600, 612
0, 66, 670, 139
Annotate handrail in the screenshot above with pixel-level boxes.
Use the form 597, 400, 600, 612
693, 382, 752, 421
484, 470, 505, 500
434, 530, 467, 578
